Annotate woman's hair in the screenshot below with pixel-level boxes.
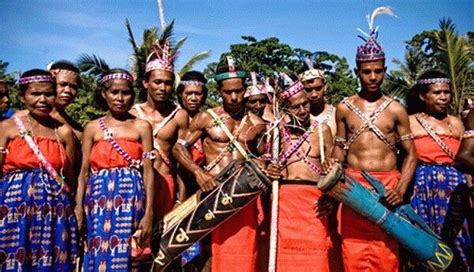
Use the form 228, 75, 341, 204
176, 71, 208, 106
406, 70, 450, 114
19, 69, 56, 95
96, 68, 134, 110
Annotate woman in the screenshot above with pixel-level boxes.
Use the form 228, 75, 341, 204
75, 69, 154, 271
0, 69, 77, 271
407, 70, 473, 270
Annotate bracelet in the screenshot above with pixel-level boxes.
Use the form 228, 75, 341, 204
177, 138, 190, 148
399, 133, 414, 142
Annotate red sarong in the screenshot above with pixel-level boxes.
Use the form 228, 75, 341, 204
155, 173, 175, 219
276, 183, 332, 272
211, 199, 258, 272
341, 168, 400, 272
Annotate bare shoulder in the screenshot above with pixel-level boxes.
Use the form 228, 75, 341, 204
83, 119, 100, 134
134, 118, 152, 131
0, 118, 17, 139
388, 99, 409, 119
13, 109, 28, 117
57, 122, 75, 141
190, 110, 212, 129
248, 112, 265, 126
174, 108, 189, 125
448, 114, 465, 132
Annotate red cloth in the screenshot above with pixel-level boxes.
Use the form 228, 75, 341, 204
276, 183, 332, 272
191, 139, 205, 166
2, 136, 68, 172
155, 173, 175, 219
211, 199, 258, 272
413, 135, 460, 164
341, 168, 400, 272
89, 138, 143, 171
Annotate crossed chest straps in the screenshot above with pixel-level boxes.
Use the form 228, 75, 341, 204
342, 98, 400, 154
204, 109, 250, 171
279, 120, 322, 175
98, 117, 155, 169
133, 104, 179, 166
414, 113, 456, 160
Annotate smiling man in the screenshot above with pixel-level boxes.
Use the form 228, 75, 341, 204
331, 9, 417, 271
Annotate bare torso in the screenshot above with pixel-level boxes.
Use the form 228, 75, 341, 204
310, 104, 337, 137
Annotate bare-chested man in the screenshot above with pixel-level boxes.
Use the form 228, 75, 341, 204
129, 43, 188, 222
299, 58, 337, 137
173, 56, 266, 272
331, 15, 417, 272
268, 78, 335, 271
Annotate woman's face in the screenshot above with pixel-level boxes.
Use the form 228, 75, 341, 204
101, 79, 134, 113
420, 82, 451, 114
21, 82, 56, 117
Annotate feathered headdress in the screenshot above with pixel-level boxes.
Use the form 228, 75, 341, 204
278, 73, 304, 102
356, 6, 398, 62
298, 52, 326, 82
145, 22, 179, 73
214, 55, 246, 82
244, 71, 274, 100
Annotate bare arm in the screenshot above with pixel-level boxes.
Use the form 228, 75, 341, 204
172, 111, 215, 191
386, 105, 417, 205
331, 103, 347, 162
0, 120, 14, 170
456, 109, 474, 175
58, 125, 77, 192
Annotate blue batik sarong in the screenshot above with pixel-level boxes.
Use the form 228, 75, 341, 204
0, 169, 77, 271
83, 167, 145, 272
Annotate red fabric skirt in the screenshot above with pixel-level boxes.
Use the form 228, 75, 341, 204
341, 168, 400, 272
154, 173, 175, 220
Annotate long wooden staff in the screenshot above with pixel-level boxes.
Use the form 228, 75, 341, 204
268, 85, 281, 272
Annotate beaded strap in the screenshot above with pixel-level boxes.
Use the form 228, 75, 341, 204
414, 113, 456, 160
343, 98, 397, 153
98, 117, 142, 169
279, 120, 319, 161
204, 110, 249, 171
12, 116, 69, 191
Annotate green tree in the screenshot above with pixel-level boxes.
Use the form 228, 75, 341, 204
0, 60, 21, 110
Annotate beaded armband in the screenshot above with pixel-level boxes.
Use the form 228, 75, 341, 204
142, 150, 157, 161
0, 146, 8, 154
462, 130, 474, 139
399, 133, 414, 142
177, 138, 190, 148
333, 136, 346, 148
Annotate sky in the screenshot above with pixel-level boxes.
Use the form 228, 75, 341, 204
0, 0, 473, 76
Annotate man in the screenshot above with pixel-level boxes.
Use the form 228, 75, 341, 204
331, 9, 417, 272
299, 57, 336, 137
49, 60, 83, 140
244, 71, 273, 119
130, 41, 188, 222
0, 79, 14, 120
270, 77, 335, 271
173, 56, 266, 271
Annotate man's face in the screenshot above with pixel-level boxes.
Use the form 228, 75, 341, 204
143, 69, 174, 102
220, 78, 245, 112
181, 85, 205, 114
420, 82, 451, 114
302, 77, 326, 107
245, 94, 268, 117
101, 79, 134, 114
0, 83, 11, 113
286, 91, 310, 126
355, 60, 386, 93
54, 71, 80, 109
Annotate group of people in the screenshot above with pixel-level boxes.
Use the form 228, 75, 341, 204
0, 7, 473, 272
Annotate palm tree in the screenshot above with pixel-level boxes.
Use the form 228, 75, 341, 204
76, 54, 110, 78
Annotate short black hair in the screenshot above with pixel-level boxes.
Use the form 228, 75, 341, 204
19, 69, 56, 96
356, 58, 386, 69
177, 71, 208, 106
96, 68, 135, 110
50, 60, 80, 74
406, 70, 450, 114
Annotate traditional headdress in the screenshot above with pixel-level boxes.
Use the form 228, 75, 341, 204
244, 71, 274, 99
19, 74, 55, 85
145, 41, 178, 73
415, 78, 451, 85
356, 6, 398, 62
47, 60, 80, 77
99, 72, 134, 84
215, 56, 246, 82
179, 80, 205, 87
278, 73, 304, 102
298, 52, 326, 82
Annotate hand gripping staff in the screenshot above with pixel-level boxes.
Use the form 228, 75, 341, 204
318, 164, 453, 271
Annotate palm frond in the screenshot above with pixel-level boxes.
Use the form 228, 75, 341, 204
159, 20, 175, 46
76, 54, 110, 77
178, 51, 211, 76
125, 18, 139, 55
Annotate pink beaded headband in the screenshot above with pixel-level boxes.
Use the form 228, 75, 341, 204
145, 42, 178, 73
99, 73, 134, 84
19, 75, 55, 85
180, 80, 205, 87
415, 78, 450, 85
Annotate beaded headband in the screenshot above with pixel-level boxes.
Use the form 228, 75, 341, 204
356, 7, 397, 62
19, 75, 55, 85
180, 80, 205, 87
299, 69, 325, 82
215, 56, 246, 82
99, 73, 134, 84
145, 41, 178, 73
279, 81, 304, 101
244, 72, 274, 98
49, 68, 79, 77
415, 78, 450, 85
298, 52, 326, 82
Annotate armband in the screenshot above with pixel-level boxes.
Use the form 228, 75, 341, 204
177, 138, 190, 148
399, 133, 414, 142
142, 150, 157, 161
333, 136, 346, 148
462, 130, 474, 139
0, 147, 8, 154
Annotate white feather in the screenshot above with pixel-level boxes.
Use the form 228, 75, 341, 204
367, 6, 398, 30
